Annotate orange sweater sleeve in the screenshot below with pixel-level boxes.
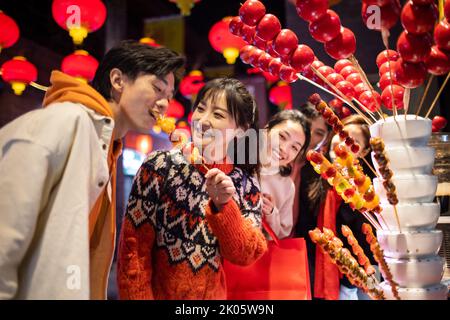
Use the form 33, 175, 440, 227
206, 199, 267, 266
116, 151, 168, 300
116, 218, 155, 299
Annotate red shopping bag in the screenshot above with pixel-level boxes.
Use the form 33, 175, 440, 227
223, 220, 311, 300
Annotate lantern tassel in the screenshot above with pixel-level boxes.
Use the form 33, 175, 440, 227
171, 0, 198, 16
11, 82, 27, 95
69, 26, 88, 45
223, 48, 239, 64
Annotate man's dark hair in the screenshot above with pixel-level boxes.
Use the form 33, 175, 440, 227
92, 40, 185, 100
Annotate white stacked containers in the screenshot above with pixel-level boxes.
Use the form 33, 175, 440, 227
370, 115, 448, 300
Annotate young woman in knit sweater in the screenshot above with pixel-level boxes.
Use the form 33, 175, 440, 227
260, 110, 310, 239
117, 78, 267, 300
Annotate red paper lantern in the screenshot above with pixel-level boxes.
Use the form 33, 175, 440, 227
209, 17, 247, 64
1, 56, 38, 95
269, 81, 292, 110
61, 50, 99, 83
52, 0, 107, 45
169, 0, 200, 16
139, 37, 161, 47
125, 133, 153, 155
179, 70, 205, 99
166, 99, 185, 119
136, 135, 152, 155
0, 11, 20, 50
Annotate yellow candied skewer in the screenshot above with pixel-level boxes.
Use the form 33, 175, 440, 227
333, 144, 381, 212
307, 150, 383, 230
307, 151, 367, 212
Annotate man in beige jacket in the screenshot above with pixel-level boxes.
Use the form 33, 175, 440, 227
0, 40, 185, 299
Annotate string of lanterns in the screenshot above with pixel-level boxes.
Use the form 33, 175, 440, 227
0, 1, 105, 95
2, 2, 282, 121
0, 1, 200, 154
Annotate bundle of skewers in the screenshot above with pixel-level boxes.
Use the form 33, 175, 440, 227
309, 222, 402, 300
306, 94, 400, 232
309, 226, 388, 300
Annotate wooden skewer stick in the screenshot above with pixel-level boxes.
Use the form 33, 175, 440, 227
298, 71, 376, 123
375, 210, 391, 231
361, 157, 379, 179
349, 55, 385, 121
310, 65, 374, 125
381, 29, 398, 118
415, 75, 434, 118
403, 88, 411, 119
29, 82, 49, 92
296, 73, 348, 104
439, 0, 445, 21
362, 211, 382, 231
387, 58, 398, 118
393, 205, 402, 233
424, 72, 450, 118
352, 98, 379, 123
368, 211, 384, 231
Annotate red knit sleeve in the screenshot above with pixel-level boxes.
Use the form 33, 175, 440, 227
116, 151, 169, 300
205, 199, 267, 266
116, 218, 155, 300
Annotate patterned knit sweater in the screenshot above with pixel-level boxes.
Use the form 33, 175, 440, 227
117, 149, 267, 300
